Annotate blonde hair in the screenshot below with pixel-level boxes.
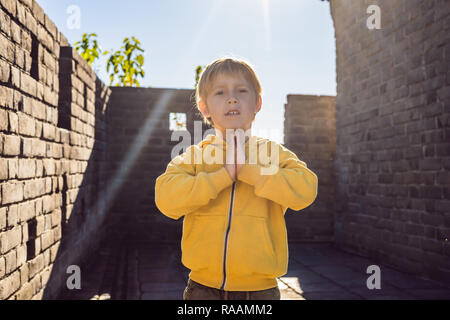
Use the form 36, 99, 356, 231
195, 57, 262, 127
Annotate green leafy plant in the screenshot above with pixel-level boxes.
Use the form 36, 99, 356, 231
73, 33, 102, 67
194, 65, 205, 90
104, 37, 145, 87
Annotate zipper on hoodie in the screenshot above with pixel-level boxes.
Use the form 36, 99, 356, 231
220, 180, 236, 290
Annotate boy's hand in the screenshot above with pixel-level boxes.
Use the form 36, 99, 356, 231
235, 130, 246, 177
224, 130, 246, 181
224, 130, 237, 181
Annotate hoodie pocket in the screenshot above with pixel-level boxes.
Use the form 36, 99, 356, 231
228, 215, 277, 276
181, 215, 225, 272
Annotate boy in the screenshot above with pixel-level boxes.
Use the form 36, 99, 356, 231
155, 57, 318, 300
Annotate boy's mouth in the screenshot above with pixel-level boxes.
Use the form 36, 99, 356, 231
225, 110, 240, 116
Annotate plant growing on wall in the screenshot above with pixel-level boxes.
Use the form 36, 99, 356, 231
194, 65, 205, 90
104, 37, 145, 87
73, 33, 103, 67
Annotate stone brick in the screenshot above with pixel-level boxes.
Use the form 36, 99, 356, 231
32, 138, 46, 157
42, 122, 55, 140
43, 85, 55, 105
18, 200, 35, 223
44, 214, 51, 231
35, 160, 42, 177
17, 158, 35, 179
6, 204, 17, 227
10, 19, 21, 45
42, 159, 55, 176
19, 221, 27, 243
35, 81, 43, 99
0, 33, 14, 64
0, 207, 5, 229
0, 225, 22, 254
23, 178, 45, 199
30, 99, 46, 121
1, 181, 24, 205
2, 134, 20, 156
0, 0, 16, 17
0, 269, 20, 300
10, 65, 20, 88
40, 266, 51, 287
30, 215, 44, 238
42, 194, 55, 214
27, 253, 43, 279
0, 58, 10, 82
18, 112, 36, 136
49, 241, 59, 263
436, 143, 450, 157
420, 186, 443, 199
0, 86, 14, 109
0, 256, 4, 277
36, 23, 53, 52
16, 1, 26, 26
53, 225, 61, 241
14, 281, 33, 300
0, 7, 11, 36
43, 14, 57, 38
0, 158, 7, 180
31, 0, 44, 24
0, 108, 8, 132
15, 46, 27, 71
421, 238, 444, 254
20, 72, 37, 96
16, 243, 26, 266
40, 230, 53, 250
19, 263, 28, 285
434, 200, 450, 213
51, 209, 61, 227
7, 159, 17, 180
419, 158, 442, 171
4, 248, 16, 273
43, 247, 50, 267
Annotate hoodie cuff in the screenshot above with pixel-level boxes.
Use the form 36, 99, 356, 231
209, 166, 234, 191
237, 163, 263, 186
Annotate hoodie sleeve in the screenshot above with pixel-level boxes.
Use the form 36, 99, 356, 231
237, 142, 318, 212
155, 145, 234, 220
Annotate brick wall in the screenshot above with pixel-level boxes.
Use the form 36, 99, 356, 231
2, 0, 449, 300
330, 0, 450, 284
0, 0, 111, 299
284, 95, 336, 242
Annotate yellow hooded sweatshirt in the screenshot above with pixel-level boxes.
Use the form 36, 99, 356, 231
154, 134, 318, 291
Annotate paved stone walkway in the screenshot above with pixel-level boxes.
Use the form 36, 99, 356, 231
57, 238, 450, 300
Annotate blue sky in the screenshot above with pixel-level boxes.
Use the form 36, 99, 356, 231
37, 0, 336, 144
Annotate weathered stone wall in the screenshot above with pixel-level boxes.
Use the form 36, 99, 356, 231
284, 95, 336, 242
0, 0, 111, 299
2, 0, 449, 300
330, 0, 450, 284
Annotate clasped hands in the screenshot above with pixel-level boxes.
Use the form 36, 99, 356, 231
223, 130, 247, 182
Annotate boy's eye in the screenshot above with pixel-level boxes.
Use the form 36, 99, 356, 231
215, 89, 247, 95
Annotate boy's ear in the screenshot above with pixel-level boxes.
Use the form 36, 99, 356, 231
198, 99, 210, 117
256, 96, 262, 112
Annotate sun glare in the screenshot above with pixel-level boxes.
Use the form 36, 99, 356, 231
262, 0, 271, 51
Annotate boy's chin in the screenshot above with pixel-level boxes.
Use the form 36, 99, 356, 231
218, 121, 252, 130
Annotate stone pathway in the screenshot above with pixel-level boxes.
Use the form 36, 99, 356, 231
57, 239, 450, 300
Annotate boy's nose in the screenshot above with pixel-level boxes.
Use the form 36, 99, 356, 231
227, 97, 237, 104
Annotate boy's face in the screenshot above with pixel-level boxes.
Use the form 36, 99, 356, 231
199, 72, 262, 137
